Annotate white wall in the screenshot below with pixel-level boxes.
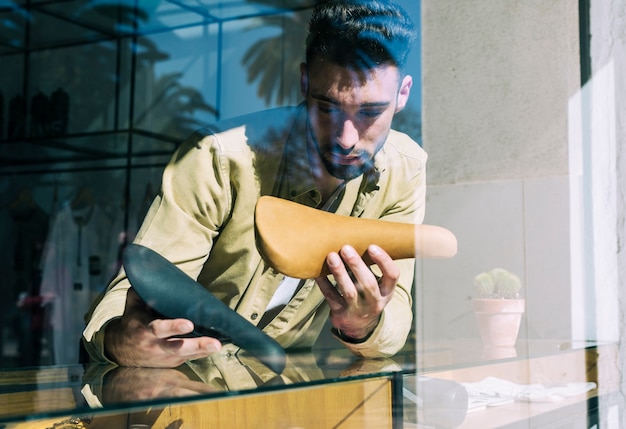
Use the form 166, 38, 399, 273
588, 1, 626, 427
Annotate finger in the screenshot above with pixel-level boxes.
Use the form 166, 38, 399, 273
150, 319, 223, 355
126, 287, 142, 306
149, 318, 194, 339
326, 250, 359, 303
166, 381, 216, 397
170, 336, 222, 361
339, 246, 382, 300
337, 245, 377, 301
366, 244, 399, 297
174, 380, 217, 395
130, 368, 217, 398
315, 274, 344, 311
167, 372, 218, 395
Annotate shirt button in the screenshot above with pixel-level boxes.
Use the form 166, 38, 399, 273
251, 312, 258, 320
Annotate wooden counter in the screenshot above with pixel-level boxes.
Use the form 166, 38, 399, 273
0, 340, 617, 429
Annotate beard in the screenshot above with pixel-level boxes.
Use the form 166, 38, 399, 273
318, 147, 375, 181
306, 121, 383, 181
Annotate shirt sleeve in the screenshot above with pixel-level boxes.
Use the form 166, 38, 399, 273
82, 130, 232, 363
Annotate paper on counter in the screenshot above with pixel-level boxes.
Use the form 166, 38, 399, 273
462, 376, 597, 403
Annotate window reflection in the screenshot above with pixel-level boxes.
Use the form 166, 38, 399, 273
0, 0, 421, 371
0, 0, 324, 368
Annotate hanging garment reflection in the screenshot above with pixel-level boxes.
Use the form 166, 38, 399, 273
40, 188, 116, 365
8, 190, 50, 367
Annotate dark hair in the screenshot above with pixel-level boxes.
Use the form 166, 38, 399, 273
305, 0, 415, 72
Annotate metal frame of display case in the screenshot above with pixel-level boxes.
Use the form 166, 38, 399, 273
0, 0, 317, 372
0, 0, 316, 176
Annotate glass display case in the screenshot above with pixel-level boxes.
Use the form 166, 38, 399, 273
0, 338, 616, 428
0, 0, 422, 371
0, 0, 321, 369
1, 0, 621, 428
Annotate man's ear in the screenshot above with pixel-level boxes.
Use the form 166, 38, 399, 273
300, 63, 308, 97
395, 75, 413, 113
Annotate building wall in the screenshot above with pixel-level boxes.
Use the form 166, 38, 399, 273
420, 0, 626, 425
418, 0, 582, 344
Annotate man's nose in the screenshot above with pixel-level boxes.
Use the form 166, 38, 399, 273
336, 119, 359, 150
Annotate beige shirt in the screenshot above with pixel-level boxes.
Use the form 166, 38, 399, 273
82, 104, 427, 363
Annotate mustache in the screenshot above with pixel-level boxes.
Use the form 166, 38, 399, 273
328, 146, 367, 158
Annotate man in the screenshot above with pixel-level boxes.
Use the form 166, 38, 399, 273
83, 0, 425, 368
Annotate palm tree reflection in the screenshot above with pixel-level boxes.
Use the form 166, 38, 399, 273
242, 1, 314, 107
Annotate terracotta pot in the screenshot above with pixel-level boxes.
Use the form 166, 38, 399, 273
481, 346, 518, 360
472, 298, 525, 348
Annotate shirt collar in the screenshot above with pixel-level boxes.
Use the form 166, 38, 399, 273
281, 104, 320, 206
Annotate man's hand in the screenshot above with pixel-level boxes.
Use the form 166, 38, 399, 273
315, 244, 398, 341
104, 288, 222, 367
102, 366, 217, 403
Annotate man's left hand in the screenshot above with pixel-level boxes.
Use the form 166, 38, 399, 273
315, 244, 398, 341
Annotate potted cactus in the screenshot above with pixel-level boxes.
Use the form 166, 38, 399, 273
471, 268, 525, 352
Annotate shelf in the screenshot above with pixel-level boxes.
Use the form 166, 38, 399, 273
0, 0, 315, 173
0, 129, 177, 174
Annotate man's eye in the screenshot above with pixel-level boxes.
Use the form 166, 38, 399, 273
318, 105, 338, 114
360, 110, 383, 118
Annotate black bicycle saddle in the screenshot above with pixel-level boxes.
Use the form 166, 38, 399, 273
122, 244, 286, 374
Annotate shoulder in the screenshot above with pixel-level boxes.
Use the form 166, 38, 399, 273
170, 106, 299, 167
377, 129, 427, 179
195, 106, 300, 152
383, 129, 427, 163
206, 107, 300, 134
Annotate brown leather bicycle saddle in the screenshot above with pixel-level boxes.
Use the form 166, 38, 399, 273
254, 196, 458, 279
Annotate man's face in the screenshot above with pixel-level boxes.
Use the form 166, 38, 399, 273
301, 59, 412, 181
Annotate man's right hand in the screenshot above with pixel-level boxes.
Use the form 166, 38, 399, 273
104, 288, 222, 367
102, 366, 217, 403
